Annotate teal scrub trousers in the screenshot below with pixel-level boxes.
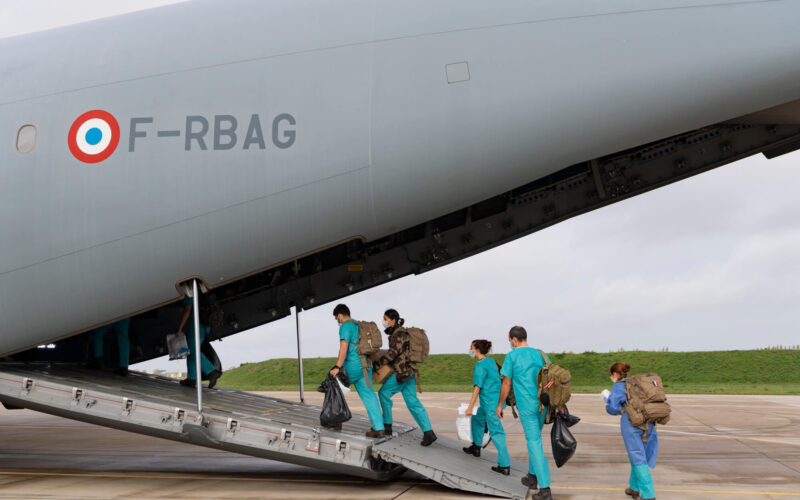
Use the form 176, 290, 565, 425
471, 405, 510, 467
92, 318, 131, 368
629, 461, 655, 498
345, 358, 385, 432
185, 321, 215, 380
378, 375, 432, 432
519, 408, 551, 488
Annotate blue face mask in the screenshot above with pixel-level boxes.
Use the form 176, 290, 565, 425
509, 342, 516, 350
468, 350, 476, 359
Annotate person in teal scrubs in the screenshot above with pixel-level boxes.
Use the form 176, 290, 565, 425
606, 362, 658, 500
463, 339, 511, 475
177, 295, 221, 388
376, 309, 436, 446
497, 326, 552, 500
328, 304, 385, 437
89, 318, 131, 376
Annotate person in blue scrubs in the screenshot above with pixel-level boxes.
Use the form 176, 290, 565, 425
463, 339, 511, 475
328, 304, 385, 437
176, 295, 221, 389
377, 309, 436, 446
497, 326, 552, 500
606, 362, 658, 500
89, 318, 131, 376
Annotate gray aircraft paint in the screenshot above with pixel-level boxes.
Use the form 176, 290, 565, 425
1, 0, 800, 354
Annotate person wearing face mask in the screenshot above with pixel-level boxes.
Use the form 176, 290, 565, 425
462, 339, 511, 475
376, 309, 437, 446
606, 363, 658, 500
497, 326, 552, 500
329, 304, 385, 437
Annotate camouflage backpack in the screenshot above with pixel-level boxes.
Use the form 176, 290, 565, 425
536, 349, 572, 423
624, 373, 671, 441
348, 320, 383, 388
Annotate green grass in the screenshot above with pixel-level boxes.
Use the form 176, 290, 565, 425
217, 350, 800, 395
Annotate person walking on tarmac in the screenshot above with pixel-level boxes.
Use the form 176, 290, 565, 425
463, 339, 511, 475
606, 363, 658, 500
329, 304, 386, 438
377, 309, 437, 446
88, 318, 131, 376
176, 294, 222, 389
497, 326, 552, 500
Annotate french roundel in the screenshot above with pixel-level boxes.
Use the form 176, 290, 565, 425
68, 110, 120, 164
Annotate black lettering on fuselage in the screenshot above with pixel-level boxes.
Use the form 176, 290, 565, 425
185, 116, 209, 151
272, 113, 296, 149
129, 117, 153, 152
214, 115, 238, 150
243, 114, 266, 150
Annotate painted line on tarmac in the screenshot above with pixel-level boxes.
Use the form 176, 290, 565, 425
580, 421, 800, 447
554, 486, 800, 497
0, 471, 387, 484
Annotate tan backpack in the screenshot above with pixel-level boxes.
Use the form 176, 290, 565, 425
536, 349, 572, 423
403, 327, 430, 363
348, 320, 383, 388
624, 373, 671, 441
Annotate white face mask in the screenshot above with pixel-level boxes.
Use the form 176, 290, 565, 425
382, 320, 390, 329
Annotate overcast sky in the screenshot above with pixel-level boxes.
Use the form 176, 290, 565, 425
3, 1, 798, 373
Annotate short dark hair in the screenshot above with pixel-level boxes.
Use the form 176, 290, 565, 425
508, 326, 527, 341
472, 339, 492, 355
333, 304, 350, 317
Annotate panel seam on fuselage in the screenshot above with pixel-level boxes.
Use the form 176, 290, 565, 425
0, 0, 776, 108
0, 165, 371, 278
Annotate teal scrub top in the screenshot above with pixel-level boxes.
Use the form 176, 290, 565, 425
339, 320, 360, 366
473, 357, 502, 405
500, 346, 549, 413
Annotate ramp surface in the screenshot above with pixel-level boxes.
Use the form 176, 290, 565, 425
374, 430, 530, 499
0, 364, 528, 498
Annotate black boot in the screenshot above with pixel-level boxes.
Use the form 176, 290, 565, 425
384, 424, 392, 436
521, 474, 538, 489
491, 466, 510, 476
207, 370, 222, 389
113, 367, 129, 376
462, 444, 481, 457
420, 430, 437, 446
180, 378, 196, 388
532, 487, 552, 500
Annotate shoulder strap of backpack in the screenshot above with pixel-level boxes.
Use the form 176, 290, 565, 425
537, 349, 550, 365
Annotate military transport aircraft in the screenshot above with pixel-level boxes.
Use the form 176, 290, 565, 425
1, 1, 799, 497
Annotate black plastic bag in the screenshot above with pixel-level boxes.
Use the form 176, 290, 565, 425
200, 339, 223, 381
319, 375, 352, 427
553, 405, 581, 428
551, 413, 577, 468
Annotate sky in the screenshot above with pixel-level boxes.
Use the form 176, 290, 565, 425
3, 1, 798, 373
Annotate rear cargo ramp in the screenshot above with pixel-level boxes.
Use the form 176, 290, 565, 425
0, 364, 528, 498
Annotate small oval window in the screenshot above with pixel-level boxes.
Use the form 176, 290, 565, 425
16, 125, 37, 154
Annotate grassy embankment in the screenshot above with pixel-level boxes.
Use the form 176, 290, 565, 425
218, 350, 800, 395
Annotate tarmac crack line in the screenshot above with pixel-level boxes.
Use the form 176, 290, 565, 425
390, 484, 417, 499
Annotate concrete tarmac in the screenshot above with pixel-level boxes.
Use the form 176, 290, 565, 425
0, 390, 798, 500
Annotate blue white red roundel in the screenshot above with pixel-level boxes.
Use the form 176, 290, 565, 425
68, 110, 120, 163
